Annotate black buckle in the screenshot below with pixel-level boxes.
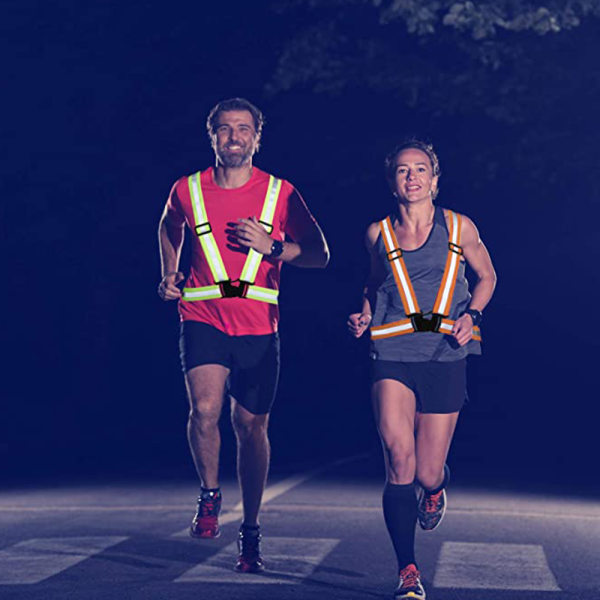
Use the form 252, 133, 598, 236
195, 222, 212, 236
409, 313, 442, 333
448, 242, 463, 255
387, 248, 403, 261
219, 279, 249, 298
259, 220, 273, 234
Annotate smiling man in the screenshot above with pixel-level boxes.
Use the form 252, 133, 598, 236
158, 98, 329, 572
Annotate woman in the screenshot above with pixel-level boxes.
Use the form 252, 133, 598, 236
348, 140, 496, 599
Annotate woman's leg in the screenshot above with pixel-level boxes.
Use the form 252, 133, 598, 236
414, 411, 459, 530
372, 378, 418, 571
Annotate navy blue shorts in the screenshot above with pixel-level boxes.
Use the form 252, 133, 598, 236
371, 358, 467, 414
179, 321, 280, 415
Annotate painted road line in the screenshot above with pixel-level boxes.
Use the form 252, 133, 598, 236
433, 541, 560, 591
175, 536, 339, 584
0, 536, 128, 585
171, 453, 369, 538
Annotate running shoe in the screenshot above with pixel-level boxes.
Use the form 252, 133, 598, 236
234, 525, 265, 573
417, 487, 446, 531
394, 563, 426, 599
190, 489, 221, 539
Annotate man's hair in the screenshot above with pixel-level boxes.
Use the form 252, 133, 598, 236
384, 138, 441, 183
206, 97, 265, 138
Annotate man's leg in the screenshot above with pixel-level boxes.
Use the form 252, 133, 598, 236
185, 364, 229, 538
185, 364, 230, 487
230, 400, 270, 527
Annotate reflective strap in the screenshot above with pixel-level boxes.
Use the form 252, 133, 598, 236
182, 285, 279, 304
188, 172, 229, 283
370, 319, 414, 339
245, 285, 279, 304
371, 317, 481, 341
432, 210, 462, 316
380, 217, 420, 315
182, 285, 223, 301
240, 176, 282, 284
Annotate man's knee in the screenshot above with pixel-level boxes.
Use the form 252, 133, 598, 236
188, 398, 221, 434
232, 409, 269, 442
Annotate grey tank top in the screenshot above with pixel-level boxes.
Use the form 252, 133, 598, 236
370, 206, 481, 362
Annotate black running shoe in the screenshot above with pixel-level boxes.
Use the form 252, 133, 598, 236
394, 563, 426, 599
190, 489, 221, 539
234, 525, 265, 573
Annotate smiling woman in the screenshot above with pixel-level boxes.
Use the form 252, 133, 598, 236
347, 138, 497, 600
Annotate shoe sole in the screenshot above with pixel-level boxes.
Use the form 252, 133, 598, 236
190, 528, 221, 539
234, 563, 265, 574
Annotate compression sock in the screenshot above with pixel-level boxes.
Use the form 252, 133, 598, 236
382, 481, 418, 570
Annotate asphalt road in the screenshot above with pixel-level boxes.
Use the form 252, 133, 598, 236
1, 454, 598, 600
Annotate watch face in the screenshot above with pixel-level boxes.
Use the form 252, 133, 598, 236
271, 240, 283, 257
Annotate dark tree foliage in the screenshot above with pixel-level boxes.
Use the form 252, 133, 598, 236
269, 0, 600, 195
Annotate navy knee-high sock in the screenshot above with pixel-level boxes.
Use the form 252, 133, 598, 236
382, 482, 418, 571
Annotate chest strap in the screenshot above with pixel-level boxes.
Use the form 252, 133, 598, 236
182, 171, 282, 305
370, 211, 480, 341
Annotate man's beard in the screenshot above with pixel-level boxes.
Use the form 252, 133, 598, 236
217, 144, 254, 168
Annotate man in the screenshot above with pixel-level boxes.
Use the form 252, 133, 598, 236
157, 98, 329, 573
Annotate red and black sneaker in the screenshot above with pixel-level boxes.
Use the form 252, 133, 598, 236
190, 489, 221, 539
394, 563, 426, 599
234, 525, 265, 573
416, 487, 446, 531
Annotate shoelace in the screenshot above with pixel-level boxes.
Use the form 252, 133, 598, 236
239, 532, 261, 559
424, 490, 443, 512
399, 566, 420, 589
200, 494, 220, 516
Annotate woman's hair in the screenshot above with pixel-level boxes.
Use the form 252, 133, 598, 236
384, 139, 441, 197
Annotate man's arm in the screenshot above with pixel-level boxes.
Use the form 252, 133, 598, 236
157, 204, 186, 301
348, 222, 383, 338
234, 190, 330, 268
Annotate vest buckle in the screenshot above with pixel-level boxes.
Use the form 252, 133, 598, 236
219, 279, 249, 298
409, 313, 442, 333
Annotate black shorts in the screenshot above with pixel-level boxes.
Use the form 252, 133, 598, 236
371, 358, 467, 414
179, 321, 280, 415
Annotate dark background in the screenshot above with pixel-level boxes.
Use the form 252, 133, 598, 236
3, 1, 599, 493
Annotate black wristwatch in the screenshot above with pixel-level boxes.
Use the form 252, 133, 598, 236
464, 308, 483, 327
270, 239, 284, 258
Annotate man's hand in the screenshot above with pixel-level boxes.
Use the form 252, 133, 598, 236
158, 272, 184, 301
234, 216, 273, 255
451, 313, 474, 346
347, 313, 372, 338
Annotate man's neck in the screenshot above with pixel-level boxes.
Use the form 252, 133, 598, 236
213, 163, 253, 189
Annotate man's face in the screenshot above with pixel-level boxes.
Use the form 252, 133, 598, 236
212, 110, 260, 168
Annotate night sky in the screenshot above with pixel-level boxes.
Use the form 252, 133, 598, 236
3, 1, 599, 493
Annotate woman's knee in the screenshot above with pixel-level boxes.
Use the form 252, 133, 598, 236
382, 440, 415, 481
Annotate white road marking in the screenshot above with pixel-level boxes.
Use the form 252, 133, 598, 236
0, 536, 128, 585
171, 453, 369, 538
175, 536, 339, 584
433, 542, 561, 591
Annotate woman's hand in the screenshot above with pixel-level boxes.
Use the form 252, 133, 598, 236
347, 312, 372, 338
451, 313, 474, 346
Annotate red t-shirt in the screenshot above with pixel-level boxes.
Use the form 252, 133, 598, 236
166, 166, 316, 335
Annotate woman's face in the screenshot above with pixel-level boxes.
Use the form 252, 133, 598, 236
391, 148, 438, 203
